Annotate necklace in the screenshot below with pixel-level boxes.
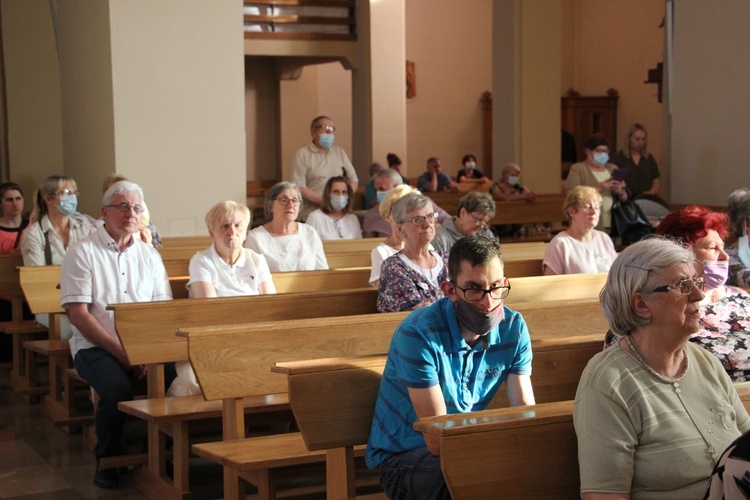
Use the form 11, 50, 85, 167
625, 335, 689, 384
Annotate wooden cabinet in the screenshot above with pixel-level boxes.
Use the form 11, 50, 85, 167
561, 89, 619, 162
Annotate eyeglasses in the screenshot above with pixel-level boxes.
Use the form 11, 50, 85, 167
52, 189, 77, 198
106, 203, 145, 214
401, 212, 439, 227
315, 125, 336, 133
454, 282, 511, 301
275, 197, 301, 206
470, 213, 489, 229
651, 277, 705, 295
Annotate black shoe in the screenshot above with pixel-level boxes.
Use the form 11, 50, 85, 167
94, 460, 119, 489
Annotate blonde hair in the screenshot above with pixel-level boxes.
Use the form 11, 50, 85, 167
205, 201, 251, 233
563, 186, 602, 222
30, 175, 78, 222
379, 184, 419, 219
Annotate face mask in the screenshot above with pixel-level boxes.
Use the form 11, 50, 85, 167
593, 152, 609, 166
454, 296, 504, 336
738, 235, 750, 269
318, 133, 334, 149
507, 176, 519, 186
330, 194, 348, 211
703, 260, 729, 290
465, 162, 476, 170
56, 194, 78, 216
376, 190, 389, 203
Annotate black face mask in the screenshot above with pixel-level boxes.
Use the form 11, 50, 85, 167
454, 297, 504, 337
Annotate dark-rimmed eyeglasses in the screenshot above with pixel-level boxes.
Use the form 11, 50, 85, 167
650, 277, 705, 295
106, 203, 144, 214
454, 282, 511, 301
469, 213, 489, 229
401, 212, 439, 227
275, 197, 301, 206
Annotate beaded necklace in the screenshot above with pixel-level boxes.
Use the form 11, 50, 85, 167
625, 335, 689, 384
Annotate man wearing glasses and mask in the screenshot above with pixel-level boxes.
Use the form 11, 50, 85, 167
291, 115, 359, 221
61, 181, 175, 489
366, 235, 535, 499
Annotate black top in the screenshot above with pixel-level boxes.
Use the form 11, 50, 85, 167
609, 150, 661, 198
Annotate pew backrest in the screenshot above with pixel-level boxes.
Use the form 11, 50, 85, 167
18, 265, 63, 315
505, 273, 607, 305
0, 253, 25, 299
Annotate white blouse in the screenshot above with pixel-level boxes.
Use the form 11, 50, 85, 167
245, 223, 329, 272
305, 210, 362, 240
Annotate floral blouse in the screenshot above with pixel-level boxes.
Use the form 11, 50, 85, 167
376, 251, 449, 313
691, 286, 750, 382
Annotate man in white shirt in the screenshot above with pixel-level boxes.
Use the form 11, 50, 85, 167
61, 181, 174, 489
291, 115, 359, 220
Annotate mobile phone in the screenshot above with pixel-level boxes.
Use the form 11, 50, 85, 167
611, 169, 628, 182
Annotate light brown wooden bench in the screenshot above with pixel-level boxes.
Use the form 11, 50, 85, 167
183, 312, 409, 500
112, 287, 380, 499
505, 272, 607, 305
160, 236, 211, 248
428, 193, 566, 227
272, 333, 603, 498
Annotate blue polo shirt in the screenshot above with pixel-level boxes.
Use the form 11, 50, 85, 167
365, 297, 532, 468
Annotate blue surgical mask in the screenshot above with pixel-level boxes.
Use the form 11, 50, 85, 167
465, 162, 476, 170
593, 152, 609, 166
376, 190, 389, 203
507, 176, 519, 186
703, 260, 729, 290
318, 133, 334, 149
330, 194, 348, 211
739, 235, 750, 269
56, 194, 78, 216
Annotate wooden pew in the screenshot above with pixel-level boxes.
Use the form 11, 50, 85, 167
184, 312, 409, 499
269, 334, 603, 499
112, 288, 380, 499
160, 236, 211, 247
505, 272, 607, 305
428, 193, 566, 227
323, 238, 386, 254
0, 254, 48, 396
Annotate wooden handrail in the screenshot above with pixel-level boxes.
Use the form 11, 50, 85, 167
245, 15, 355, 26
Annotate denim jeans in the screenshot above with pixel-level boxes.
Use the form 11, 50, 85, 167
379, 447, 451, 500
75, 347, 176, 459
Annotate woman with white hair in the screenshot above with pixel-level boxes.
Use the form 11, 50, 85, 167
245, 181, 328, 272
574, 237, 750, 498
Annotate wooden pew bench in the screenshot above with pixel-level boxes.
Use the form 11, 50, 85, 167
428, 192, 566, 227
112, 287, 381, 499
269, 333, 603, 498
183, 312, 410, 499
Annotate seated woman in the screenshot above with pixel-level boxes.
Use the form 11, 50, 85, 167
369, 184, 419, 287
456, 153, 490, 185
245, 181, 328, 272
575, 237, 750, 498
490, 163, 537, 202
168, 201, 275, 396
542, 186, 617, 275
0, 182, 29, 254
655, 206, 750, 382
432, 191, 496, 255
377, 193, 448, 312
21, 175, 96, 266
566, 133, 628, 232
306, 176, 363, 240
726, 187, 750, 287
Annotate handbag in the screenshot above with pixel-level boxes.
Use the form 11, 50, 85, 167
610, 197, 653, 246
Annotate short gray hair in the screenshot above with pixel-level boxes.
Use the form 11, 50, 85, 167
457, 191, 496, 218
264, 181, 301, 220
391, 192, 434, 224
102, 180, 144, 206
374, 168, 402, 187
728, 188, 750, 236
600, 237, 694, 336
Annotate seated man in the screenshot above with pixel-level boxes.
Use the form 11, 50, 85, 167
61, 181, 176, 489
365, 235, 535, 499
417, 156, 459, 193
363, 168, 403, 238
432, 191, 497, 254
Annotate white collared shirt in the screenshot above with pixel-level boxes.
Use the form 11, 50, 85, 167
187, 245, 273, 297
21, 213, 96, 266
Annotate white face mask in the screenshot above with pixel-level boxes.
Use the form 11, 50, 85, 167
739, 235, 750, 269
330, 194, 348, 211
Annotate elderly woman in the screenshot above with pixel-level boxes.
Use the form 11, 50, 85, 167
727, 187, 750, 287
456, 153, 490, 185
490, 163, 537, 202
306, 176, 362, 240
21, 175, 96, 266
377, 193, 448, 312
0, 182, 28, 254
542, 186, 617, 275
610, 123, 661, 198
575, 237, 750, 498
566, 133, 628, 232
655, 206, 750, 381
245, 181, 328, 272
432, 191, 496, 254
369, 184, 420, 287
168, 201, 275, 396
